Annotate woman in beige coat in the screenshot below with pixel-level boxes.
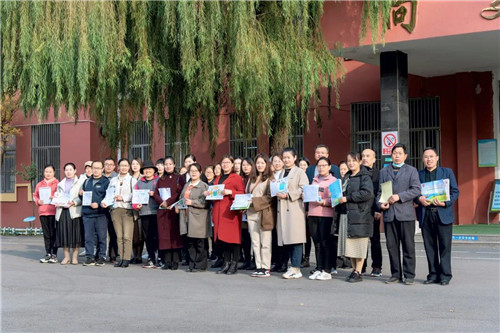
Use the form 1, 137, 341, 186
177, 163, 210, 272
276, 147, 309, 279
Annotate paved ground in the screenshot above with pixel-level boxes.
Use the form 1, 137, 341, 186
1, 236, 499, 332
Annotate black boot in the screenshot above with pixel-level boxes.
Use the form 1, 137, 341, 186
121, 260, 129, 268
211, 257, 224, 268
216, 262, 231, 274
171, 261, 179, 270
301, 256, 310, 268
114, 260, 123, 268
227, 261, 238, 275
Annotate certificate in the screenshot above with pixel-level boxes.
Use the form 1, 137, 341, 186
51, 194, 71, 207
159, 188, 171, 201
206, 185, 225, 200
39, 187, 52, 204
421, 179, 449, 202
170, 198, 187, 210
270, 178, 288, 197
379, 181, 393, 203
303, 185, 320, 203
82, 191, 93, 206
132, 190, 150, 205
230, 194, 252, 210
102, 186, 117, 207
328, 179, 342, 207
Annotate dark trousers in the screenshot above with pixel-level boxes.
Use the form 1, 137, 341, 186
40, 215, 57, 255
272, 228, 289, 266
181, 234, 190, 263
304, 217, 312, 259
219, 240, 240, 262
241, 224, 252, 263
385, 219, 416, 279
188, 237, 208, 270
363, 218, 383, 271
141, 214, 158, 262
309, 216, 333, 271
105, 210, 118, 260
159, 249, 180, 263
422, 211, 452, 282
83, 215, 108, 260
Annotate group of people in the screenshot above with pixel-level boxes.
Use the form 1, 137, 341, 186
33, 143, 459, 284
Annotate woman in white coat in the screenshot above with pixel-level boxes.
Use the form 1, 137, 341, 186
54, 163, 84, 265
276, 148, 309, 279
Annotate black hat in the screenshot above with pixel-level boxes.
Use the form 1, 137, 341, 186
140, 160, 158, 174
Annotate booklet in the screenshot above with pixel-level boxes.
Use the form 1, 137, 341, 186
379, 180, 393, 203
328, 179, 342, 207
158, 188, 171, 201
51, 194, 71, 207
421, 178, 450, 202
102, 186, 117, 207
82, 191, 93, 206
230, 194, 252, 210
270, 177, 289, 197
39, 187, 52, 204
132, 189, 150, 205
303, 185, 320, 203
206, 185, 225, 200
170, 198, 188, 210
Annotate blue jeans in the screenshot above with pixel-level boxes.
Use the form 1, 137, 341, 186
83, 215, 108, 260
287, 243, 303, 268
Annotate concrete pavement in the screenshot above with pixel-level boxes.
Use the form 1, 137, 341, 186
1, 236, 499, 332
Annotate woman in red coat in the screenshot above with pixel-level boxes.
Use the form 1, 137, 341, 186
208, 154, 245, 275
154, 156, 185, 270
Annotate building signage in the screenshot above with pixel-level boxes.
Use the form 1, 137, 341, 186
490, 179, 500, 213
478, 139, 498, 167
381, 131, 398, 156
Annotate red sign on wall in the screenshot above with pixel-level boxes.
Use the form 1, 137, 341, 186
381, 131, 398, 155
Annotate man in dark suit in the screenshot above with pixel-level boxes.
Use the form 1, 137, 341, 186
377, 143, 421, 285
361, 149, 383, 277
305, 144, 341, 182
415, 147, 459, 286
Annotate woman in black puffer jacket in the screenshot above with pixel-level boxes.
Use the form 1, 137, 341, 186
335, 152, 374, 283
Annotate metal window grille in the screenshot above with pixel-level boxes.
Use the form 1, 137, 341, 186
165, 127, 189, 166
351, 97, 440, 170
0, 136, 16, 193
289, 111, 304, 158
31, 124, 60, 184
129, 121, 151, 162
229, 113, 258, 159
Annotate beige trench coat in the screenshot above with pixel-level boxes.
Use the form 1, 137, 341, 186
276, 166, 308, 246
179, 181, 210, 238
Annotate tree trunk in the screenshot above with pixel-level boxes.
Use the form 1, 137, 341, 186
269, 126, 289, 155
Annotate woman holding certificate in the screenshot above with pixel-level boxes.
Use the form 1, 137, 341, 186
34, 164, 60, 263
208, 155, 245, 275
177, 163, 210, 272
336, 152, 374, 283
276, 148, 309, 279
154, 156, 185, 270
54, 163, 83, 265
307, 157, 337, 281
106, 158, 135, 268
246, 154, 276, 278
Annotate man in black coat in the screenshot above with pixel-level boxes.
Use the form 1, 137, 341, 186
361, 149, 383, 277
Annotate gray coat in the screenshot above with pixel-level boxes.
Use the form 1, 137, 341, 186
179, 181, 210, 238
376, 164, 421, 222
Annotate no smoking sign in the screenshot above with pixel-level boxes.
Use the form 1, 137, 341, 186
381, 131, 398, 155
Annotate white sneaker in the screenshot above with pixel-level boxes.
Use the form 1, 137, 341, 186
79, 250, 86, 257
309, 270, 322, 280
282, 267, 302, 279
316, 271, 332, 281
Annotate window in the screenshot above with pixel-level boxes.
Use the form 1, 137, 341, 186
165, 127, 189, 166
288, 111, 304, 158
351, 97, 440, 170
229, 113, 258, 158
129, 121, 151, 162
32, 124, 60, 185
1, 136, 16, 193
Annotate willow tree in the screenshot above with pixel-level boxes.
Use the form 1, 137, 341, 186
1, 1, 392, 155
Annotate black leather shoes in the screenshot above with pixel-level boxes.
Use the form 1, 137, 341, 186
440, 280, 450, 286
121, 260, 129, 268
227, 261, 238, 275
424, 279, 437, 284
216, 262, 231, 274
238, 261, 250, 270
385, 276, 400, 284
114, 260, 123, 267
211, 258, 224, 268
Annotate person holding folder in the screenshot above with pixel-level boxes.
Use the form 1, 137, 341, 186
415, 147, 459, 285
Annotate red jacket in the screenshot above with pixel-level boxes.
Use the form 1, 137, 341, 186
33, 178, 59, 216
212, 173, 245, 244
